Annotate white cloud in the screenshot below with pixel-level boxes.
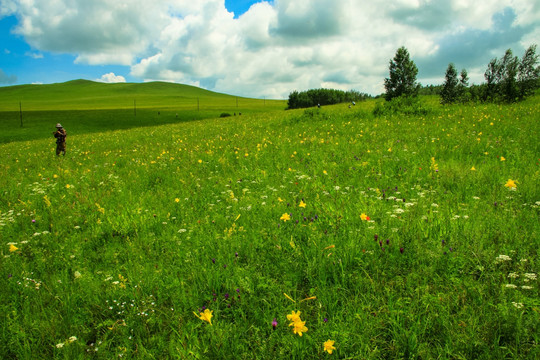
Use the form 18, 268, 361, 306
96, 73, 126, 83
5, 0, 540, 97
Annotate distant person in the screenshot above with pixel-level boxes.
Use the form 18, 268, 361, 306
53, 123, 67, 156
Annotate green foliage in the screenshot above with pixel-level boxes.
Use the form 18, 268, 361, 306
0, 92, 539, 359
373, 95, 429, 117
384, 47, 420, 101
287, 88, 369, 109
440, 63, 459, 104
483, 45, 540, 102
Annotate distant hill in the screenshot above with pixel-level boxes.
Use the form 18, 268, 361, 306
0, 80, 277, 111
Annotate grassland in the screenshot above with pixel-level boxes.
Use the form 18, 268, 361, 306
0, 82, 539, 359
0, 80, 286, 144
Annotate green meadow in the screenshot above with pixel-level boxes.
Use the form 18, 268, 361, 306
0, 82, 539, 359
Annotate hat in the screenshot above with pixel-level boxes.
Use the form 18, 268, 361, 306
56, 123, 62, 128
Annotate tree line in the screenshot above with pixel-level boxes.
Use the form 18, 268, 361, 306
287, 89, 371, 110
384, 45, 539, 105
288, 44, 539, 110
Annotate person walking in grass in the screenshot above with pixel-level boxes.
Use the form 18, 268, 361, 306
53, 123, 67, 156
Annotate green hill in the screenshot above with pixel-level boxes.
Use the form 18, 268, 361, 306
0, 80, 288, 144
0, 79, 284, 111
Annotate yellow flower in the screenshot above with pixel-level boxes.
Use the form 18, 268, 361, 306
323, 170, 328, 175
175, 198, 180, 203
291, 320, 308, 336
65, 184, 71, 189
280, 213, 291, 222
324, 340, 336, 354
193, 309, 213, 325
278, 197, 284, 202
287, 310, 302, 323
198, 159, 203, 163
504, 179, 517, 189
9, 244, 18, 252
500, 156, 506, 161
299, 200, 306, 208
360, 213, 370, 221
470, 166, 476, 171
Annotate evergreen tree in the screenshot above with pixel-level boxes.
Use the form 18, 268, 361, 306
458, 69, 470, 102
440, 63, 459, 104
384, 47, 419, 101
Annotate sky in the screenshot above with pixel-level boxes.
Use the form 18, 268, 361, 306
0, 0, 539, 98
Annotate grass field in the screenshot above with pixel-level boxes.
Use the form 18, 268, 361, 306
0, 80, 286, 144
0, 82, 539, 359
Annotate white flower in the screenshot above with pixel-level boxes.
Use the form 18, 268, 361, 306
495, 255, 512, 263
521, 286, 533, 290
68, 336, 77, 343
511, 302, 523, 309
507, 272, 519, 279
56, 343, 65, 348
505, 284, 517, 289
524, 273, 537, 280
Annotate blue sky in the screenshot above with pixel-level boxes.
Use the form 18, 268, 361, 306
1, 0, 538, 98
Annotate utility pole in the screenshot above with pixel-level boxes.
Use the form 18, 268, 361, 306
19, 102, 23, 127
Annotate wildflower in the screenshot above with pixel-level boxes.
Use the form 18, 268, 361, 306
56, 343, 65, 348
193, 308, 213, 325
68, 336, 77, 343
280, 213, 291, 222
9, 244, 18, 252
299, 200, 306, 208
524, 273, 537, 280
504, 179, 517, 189
470, 166, 476, 171
272, 318, 278, 329
495, 254, 512, 263
505, 284, 517, 289
290, 320, 308, 336
174, 198, 180, 203
287, 310, 302, 323
500, 156, 506, 161
360, 213, 370, 221
324, 340, 336, 354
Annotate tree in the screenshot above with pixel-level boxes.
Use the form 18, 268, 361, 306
518, 44, 540, 99
499, 49, 519, 102
458, 68, 470, 102
384, 47, 419, 101
440, 63, 459, 104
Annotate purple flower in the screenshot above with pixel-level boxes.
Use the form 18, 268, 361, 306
235, 252, 238, 258
272, 318, 278, 329
386, 239, 390, 245
324, 318, 328, 323
400, 247, 404, 254
236, 288, 240, 293
374, 234, 378, 241
212, 258, 216, 264
224, 293, 230, 300
31, 219, 36, 223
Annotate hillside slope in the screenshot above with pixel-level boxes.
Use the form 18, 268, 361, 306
0, 80, 283, 111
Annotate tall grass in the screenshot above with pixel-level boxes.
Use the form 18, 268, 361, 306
0, 94, 538, 359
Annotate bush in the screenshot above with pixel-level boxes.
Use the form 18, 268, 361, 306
373, 96, 429, 117
220, 113, 232, 118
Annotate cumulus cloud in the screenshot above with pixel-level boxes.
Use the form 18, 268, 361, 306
0, 68, 17, 84
5, 0, 540, 97
96, 73, 126, 83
